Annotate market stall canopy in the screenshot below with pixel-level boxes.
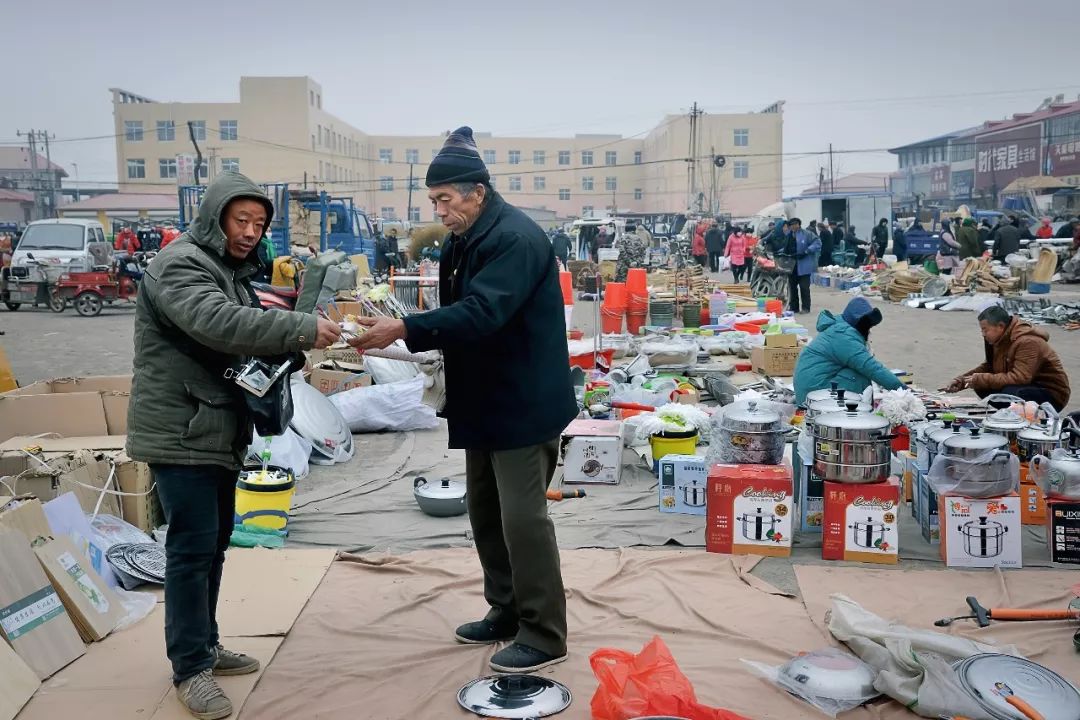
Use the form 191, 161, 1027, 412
1001, 176, 1074, 194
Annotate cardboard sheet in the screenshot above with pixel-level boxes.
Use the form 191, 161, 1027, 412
215, 547, 337, 636
240, 548, 853, 720
0, 638, 38, 720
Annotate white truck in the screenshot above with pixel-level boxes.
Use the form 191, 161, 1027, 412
2, 219, 112, 311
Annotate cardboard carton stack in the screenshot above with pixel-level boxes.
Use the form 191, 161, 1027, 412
750, 333, 802, 377
939, 493, 1022, 569
657, 454, 708, 516
706, 463, 793, 557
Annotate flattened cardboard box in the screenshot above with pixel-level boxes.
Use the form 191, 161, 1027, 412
0, 497, 52, 545
0, 635, 38, 720
751, 345, 802, 377
35, 536, 125, 642
0, 375, 131, 443
309, 367, 372, 396
0, 527, 86, 680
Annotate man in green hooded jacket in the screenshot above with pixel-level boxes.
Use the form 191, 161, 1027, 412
127, 172, 340, 719
957, 217, 982, 260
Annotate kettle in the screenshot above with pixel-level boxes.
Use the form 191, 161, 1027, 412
1030, 423, 1080, 500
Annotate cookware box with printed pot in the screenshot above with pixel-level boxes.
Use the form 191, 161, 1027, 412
821, 477, 899, 564
939, 494, 1022, 569
658, 454, 709, 516
706, 463, 793, 557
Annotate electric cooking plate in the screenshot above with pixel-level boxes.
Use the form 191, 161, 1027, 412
289, 374, 353, 463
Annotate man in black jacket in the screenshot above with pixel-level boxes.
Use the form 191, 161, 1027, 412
352, 127, 576, 674
818, 222, 834, 267
551, 227, 571, 267
705, 219, 725, 273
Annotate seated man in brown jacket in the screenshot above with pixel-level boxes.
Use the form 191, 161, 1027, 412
943, 305, 1071, 411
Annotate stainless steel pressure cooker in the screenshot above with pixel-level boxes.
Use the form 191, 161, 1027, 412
812, 402, 892, 484
980, 394, 1029, 454
716, 400, 788, 466
958, 515, 1008, 558
1016, 418, 1061, 464
738, 507, 781, 541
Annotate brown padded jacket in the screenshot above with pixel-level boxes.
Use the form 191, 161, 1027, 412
966, 317, 1071, 410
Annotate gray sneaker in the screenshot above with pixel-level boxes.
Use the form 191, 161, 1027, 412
213, 644, 260, 676
176, 669, 233, 720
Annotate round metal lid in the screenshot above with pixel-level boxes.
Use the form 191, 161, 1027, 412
414, 477, 466, 500
808, 397, 871, 415
956, 653, 1080, 720
778, 651, 877, 702
458, 674, 572, 719
983, 408, 1029, 432
943, 427, 1009, 452
724, 400, 781, 427
1017, 423, 1059, 442
290, 375, 353, 459
805, 382, 841, 404
814, 405, 889, 432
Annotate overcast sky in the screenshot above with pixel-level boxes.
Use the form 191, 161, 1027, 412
5, 0, 1078, 197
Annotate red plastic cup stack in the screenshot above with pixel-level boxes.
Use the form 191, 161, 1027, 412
625, 268, 648, 335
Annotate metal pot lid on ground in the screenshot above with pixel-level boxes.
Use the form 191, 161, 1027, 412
778, 650, 877, 702
954, 653, 1080, 720
722, 400, 783, 433
458, 674, 572, 718
942, 427, 1009, 454
813, 403, 889, 433
414, 476, 466, 500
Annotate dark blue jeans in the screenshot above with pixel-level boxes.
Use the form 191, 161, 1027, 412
152, 464, 236, 685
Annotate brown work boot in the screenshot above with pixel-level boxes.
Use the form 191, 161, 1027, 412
212, 644, 260, 676
176, 669, 233, 720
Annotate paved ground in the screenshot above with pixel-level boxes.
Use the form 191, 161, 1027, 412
3, 288, 1080, 412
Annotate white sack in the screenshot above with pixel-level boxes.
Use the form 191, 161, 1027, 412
329, 374, 438, 432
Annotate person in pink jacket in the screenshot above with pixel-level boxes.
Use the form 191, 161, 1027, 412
725, 227, 749, 283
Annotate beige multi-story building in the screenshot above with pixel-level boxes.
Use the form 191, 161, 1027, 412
111, 77, 783, 222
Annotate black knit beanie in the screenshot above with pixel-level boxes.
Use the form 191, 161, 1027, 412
426, 126, 490, 187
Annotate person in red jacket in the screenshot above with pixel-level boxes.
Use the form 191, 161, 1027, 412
115, 227, 140, 256
1035, 218, 1054, 239
692, 219, 708, 267
160, 226, 181, 249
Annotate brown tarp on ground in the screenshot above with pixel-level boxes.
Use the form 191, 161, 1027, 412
240, 548, 832, 720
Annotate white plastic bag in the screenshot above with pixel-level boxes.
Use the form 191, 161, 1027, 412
112, 587, 158, 632
1029, 449, 1080, 500
246, 427, 313, 480
329, 374, 438, 432
926, 448, 1019, 498
742, 648, 881, 718
641, 337, 697, 367
361, 340, 419, 384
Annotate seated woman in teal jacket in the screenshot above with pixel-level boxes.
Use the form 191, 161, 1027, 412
793, 297, 903, 404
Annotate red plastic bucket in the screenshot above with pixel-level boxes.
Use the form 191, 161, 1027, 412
626, 311, 647, 335
601, 307, 624, 334
891, 425, 910, 452
570, 349, 615, 370
733, 322, 762, 334
603, 282, 627, 311
559, 271, 573, 305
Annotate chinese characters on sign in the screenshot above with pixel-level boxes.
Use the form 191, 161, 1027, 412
928, 165, 950, 198
974, 125, 1042, 193
976, 144, 1037, 173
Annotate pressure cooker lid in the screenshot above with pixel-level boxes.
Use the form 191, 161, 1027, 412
290, 375, 353, 459
778, 650, 877, 701
723, 400, 781, 428
955, 653, 1080, 720
414, 476, 466, 500
457, 674, 572, 718
1017, 423, 1059, 442
983, 407, 1029, 432
814, 403, 889, 432
943, 427, 1009, 452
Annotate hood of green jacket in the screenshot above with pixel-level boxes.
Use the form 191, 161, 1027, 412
190, 171, 274, 264
816, 310, 839, 332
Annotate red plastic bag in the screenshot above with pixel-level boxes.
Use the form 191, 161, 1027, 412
590, 636, 751, 720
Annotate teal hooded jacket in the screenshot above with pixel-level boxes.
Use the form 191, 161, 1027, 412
793, 308, 902, 404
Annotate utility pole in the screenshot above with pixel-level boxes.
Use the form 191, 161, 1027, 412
687, 102, 703, 213
187, 121, 204, 187
828, 143, 835, 193
406, 163, 415, 222
710, 145, 717, 215
17, 129, 51, 219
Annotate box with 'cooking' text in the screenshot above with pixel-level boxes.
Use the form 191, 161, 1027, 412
822, 478, 900, 564
706, 463, 793, 557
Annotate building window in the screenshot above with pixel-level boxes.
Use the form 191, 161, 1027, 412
317, 93, 321, 109
734, 128, 749, 146
582, 205, 594, 218
534, 176, 545, 191
127, 159, 146, 179
197, 159, 208, 179
318, 160, 323, 178
379, 148, 392, 164
634, 151, 642, 164
405, 148, 419, 164
316, 125, 322, 145
221, 158, 240, 173
483, 149, 496, 164
380, 176, 393, 191
310, 90, 315, 106
581, 150, 593, 165
189, 120, 205, 141
509, 176, 522, 192
534, 150, 546, 165
558, 150, 570, 165
408, 206, 421, 222
509, 150, 521, 165
156, 120, 175, 142
124, 121, 143, 142
734, 161, 749, 179
582, 176, 594, 191
381, 207, 395, 220
219, 120, 238, 141
634, 188, 643, 200
605, 151, 617, 165
158, 159, 177, 179
559, 188, 570, 201
605, 176, 617, 191
409, 177, 420, 190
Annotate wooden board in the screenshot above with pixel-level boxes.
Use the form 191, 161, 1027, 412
0, 527, 85, 679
